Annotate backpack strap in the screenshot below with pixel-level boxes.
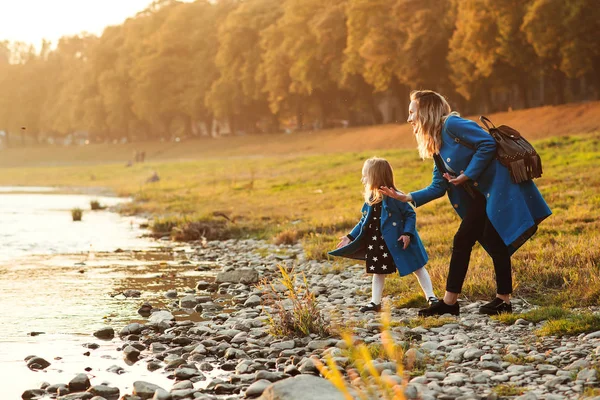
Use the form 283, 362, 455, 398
479, 115, 496, 131
444, 124, 476, 151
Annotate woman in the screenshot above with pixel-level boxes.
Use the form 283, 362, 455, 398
380, 90, 551, 316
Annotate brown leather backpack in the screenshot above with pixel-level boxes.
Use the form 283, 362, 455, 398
479, 116, 542, 183
447, 116, 543, 184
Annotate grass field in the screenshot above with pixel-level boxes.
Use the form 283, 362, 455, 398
1, 102, 599, 307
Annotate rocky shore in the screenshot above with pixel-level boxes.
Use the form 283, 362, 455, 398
20, 239, 600, 400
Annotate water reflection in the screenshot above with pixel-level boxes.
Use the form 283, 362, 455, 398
0, 188, 223, 397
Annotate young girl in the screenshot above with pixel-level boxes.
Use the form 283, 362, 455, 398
329, 157, 438, 312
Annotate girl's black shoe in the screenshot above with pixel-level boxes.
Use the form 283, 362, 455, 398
418, 300, 459, 316
479, 298, 512, 315
427, 296, 440, 306
360, 302, 381, 312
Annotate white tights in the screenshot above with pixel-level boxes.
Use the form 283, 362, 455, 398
370, 267, 436, 305
413, 267, 436, 299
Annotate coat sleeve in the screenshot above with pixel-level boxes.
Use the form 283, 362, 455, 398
397, 200, 417, 237
409, 162, 448, 207
446, 116, 496, 181
349, 203, 368, 239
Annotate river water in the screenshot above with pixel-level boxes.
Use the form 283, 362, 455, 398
0, 187, 201, 397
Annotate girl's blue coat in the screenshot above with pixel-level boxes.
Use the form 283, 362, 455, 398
410, 115, 551, 254
328, 196, 428, 276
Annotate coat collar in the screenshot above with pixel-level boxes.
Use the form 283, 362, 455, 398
366, 197, 390, 210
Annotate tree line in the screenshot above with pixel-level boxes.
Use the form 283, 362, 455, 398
0, 0, 598, 145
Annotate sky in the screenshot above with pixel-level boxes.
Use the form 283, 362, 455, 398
0, 0, 191, 47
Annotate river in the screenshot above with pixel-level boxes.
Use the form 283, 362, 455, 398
0, 187, 189, 397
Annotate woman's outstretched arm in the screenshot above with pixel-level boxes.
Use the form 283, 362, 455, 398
409, 163, 448, 207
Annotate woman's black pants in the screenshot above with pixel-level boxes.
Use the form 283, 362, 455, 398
446, 190, 512, 295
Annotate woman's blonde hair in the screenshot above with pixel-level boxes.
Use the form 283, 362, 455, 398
410, 90, 457, 159
362, 157, 397, 205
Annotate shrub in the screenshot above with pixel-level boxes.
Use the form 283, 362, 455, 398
273, 229, 299, 245
71, 208, 83, 221
90, 200, 106, 210
172, 219, 227, 241
151, 216, 183, 236
260, 265, 329, 338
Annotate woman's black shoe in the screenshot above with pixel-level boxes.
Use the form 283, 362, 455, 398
360, 302, 381, 312
479, 298, 512, 315
418, 300, 459, 316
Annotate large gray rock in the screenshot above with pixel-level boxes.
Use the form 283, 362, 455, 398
86, 385, 120, 399
258, 375, 344, 400
57, 393, 94, 400
179, 296, 198, 309
22, 389, 46, 399
132, 381, 166, 400
216, 269, 259, 284
120, 323, 145, 336
93, 327, 115, 340
151, 389, 171, 400
123, 345, 140, 363
245, 379, 272, 398
148, 311, 174, 324
68, 373, 91, 392
26, 356, 50, 370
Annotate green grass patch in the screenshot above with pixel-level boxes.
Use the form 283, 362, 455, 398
392, 293, 428, 309
493, 384, 526, 397
402, 316, 457, 329
502, 354, 537, 365
494, 306, 600, 337
536, 313, 600, 337
493, 306, 572, 325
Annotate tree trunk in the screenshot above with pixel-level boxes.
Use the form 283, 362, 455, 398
554, 69, 566, 105
296, 99, 304, 131
369, 95, 382, 125
228, 114, 236, 136
318, 92, 330, 130
592, 57, 600, 100
518, 77, 530, 109
271, 111, 280, 133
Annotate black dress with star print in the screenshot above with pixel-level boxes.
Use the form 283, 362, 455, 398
362, 202, 396, 275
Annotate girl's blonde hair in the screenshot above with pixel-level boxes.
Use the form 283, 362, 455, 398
410, 90, 458, 159
362, 157, 396, 205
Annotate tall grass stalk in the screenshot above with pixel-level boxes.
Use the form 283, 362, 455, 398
315, 305, 406, 400
260, 265, 329, 338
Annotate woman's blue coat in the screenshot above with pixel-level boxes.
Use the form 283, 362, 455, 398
410, 115, 551, 254
328, 196, 428, 276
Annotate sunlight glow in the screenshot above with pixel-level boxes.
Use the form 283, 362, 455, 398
0, 0, 192, 47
